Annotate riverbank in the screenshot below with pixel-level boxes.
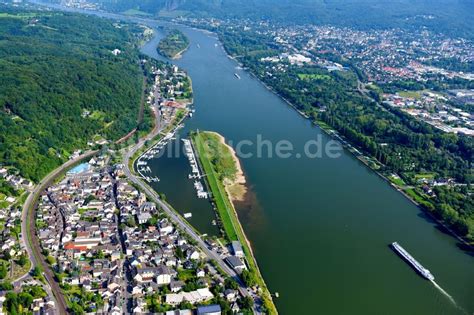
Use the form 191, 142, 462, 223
170, 43, 190, 60
214, 36, 473, 250
191, 131, 278, 315
210, 132, 248, 202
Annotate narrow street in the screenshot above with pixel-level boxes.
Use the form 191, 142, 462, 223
111, 170, 133, 314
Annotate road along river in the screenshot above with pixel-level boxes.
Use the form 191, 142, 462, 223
28, 3, 474, 314
140, 27, 473, 315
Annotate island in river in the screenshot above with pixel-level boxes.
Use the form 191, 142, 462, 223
157, 29, 190, 59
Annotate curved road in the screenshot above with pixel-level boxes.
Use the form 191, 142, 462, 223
20, 150, 98, 314
18, 97, 253, 315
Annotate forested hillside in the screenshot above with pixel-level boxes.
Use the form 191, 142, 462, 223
0, 7, 144, 181
92, 0, 474, 39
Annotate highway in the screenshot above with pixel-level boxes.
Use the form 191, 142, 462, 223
20, 150, 98, 314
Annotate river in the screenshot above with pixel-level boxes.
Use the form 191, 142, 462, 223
142, 27, 474, 315
29, 2, 474, 314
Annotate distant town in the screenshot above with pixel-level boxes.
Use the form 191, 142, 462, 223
177, 17, 473, 137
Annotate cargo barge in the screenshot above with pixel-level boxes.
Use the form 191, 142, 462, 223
391, 242, 434, 281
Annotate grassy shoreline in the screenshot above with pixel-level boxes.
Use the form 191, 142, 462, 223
191, 131, 278, 314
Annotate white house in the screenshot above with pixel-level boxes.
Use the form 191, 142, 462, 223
231, 241, 244, 258
156, 265, 172, 285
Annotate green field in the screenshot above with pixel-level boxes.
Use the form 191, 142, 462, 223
405, 188, 432, 208
414, 173, 436, 180
398, 90, 422, 99
157, 10, 190, 18
388, 175, 406, 187
89, 110, 106, 121
298, 73, 331, 81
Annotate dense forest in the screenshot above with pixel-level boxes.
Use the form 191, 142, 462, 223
157, 29, 189, 59
217, 27, 474, 242
0, 7, 145, 181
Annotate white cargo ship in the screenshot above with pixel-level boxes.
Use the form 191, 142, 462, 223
391, 242, 434, 281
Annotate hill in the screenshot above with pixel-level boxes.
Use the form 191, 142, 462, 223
0, 7, 144, 181
93, 0, 474, 39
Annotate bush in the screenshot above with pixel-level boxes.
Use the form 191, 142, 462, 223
16, 254, 28, 267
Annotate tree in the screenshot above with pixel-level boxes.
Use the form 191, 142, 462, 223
179, 301, 193, 310
0, 281, 13, 291
95, 250, 105, 259
69, 302, 84, 315
149, 214, 159, 226
31, 266, 42, 278
17, 254, 28, 267
175, 247, 185, 260
5, 292, 19, 315
46, 255, 56, 265
18, 292, 33, 308
0, 262, 7, 279
238, 296, 254, 310
214, 296, 232, 315
2, 251, 11, 261
126, 216, 136, 227
26, 285, 47, 299
183, 281, 198, 292
224, 277, 238, 290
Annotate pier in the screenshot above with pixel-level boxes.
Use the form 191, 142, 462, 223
182, 138, 209, 199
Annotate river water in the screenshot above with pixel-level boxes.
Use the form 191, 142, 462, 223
141, 27, 474, 315
29, 3, 474, 314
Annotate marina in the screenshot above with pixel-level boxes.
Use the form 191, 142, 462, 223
135, 127, 182, 183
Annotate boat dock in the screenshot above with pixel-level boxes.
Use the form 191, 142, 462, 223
135, 124, 182, 183
183, 138, 209, 199
391, 242, 434, 281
